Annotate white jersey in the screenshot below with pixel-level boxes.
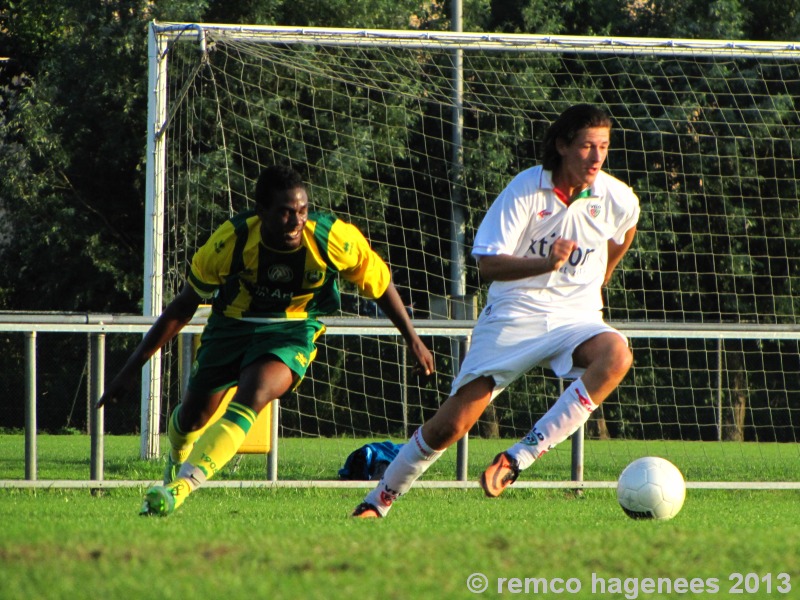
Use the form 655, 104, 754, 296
472, 165, 639, 319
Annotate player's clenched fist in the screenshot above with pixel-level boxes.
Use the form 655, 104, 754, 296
547, 237, 577, 271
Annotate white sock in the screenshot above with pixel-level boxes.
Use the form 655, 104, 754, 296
176, 462, 207, 491
508, 378, 597, 470
363, 428, 445, 516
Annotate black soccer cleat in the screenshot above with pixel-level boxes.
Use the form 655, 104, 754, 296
351, 502, 382, 519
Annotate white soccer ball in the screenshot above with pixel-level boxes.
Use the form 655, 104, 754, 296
616, 456, 686, 520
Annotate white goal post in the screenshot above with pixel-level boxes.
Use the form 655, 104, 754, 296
143, 21, 800, 487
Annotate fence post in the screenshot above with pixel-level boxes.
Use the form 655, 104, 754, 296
267, 399, 279, 481
90, 333, 105, 481
571, 424, 585, 484
24, 331, 37, 481
717, 338, 723, 441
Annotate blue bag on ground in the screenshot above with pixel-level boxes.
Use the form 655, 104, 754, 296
338, 441, 404, 480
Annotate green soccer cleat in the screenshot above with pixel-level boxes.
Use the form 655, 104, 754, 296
139, 485, 176, 517
163, 454, 182, 485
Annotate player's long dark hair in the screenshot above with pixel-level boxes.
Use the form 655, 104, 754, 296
255, 164, 306, 207
541, 104, 612, 171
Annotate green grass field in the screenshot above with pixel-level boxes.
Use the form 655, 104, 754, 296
1, 434, 798, 599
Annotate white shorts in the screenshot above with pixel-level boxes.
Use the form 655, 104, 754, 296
450, 311, 627, 400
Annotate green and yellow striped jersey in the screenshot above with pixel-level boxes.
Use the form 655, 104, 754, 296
187, 210, 390, 320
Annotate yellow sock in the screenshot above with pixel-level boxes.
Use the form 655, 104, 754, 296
177, 401, 257, 489
167, 405, 208, 463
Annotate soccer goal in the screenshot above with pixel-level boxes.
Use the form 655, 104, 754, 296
143, 21, 800, 488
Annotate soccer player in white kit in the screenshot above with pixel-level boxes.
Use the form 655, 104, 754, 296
353, 104, 640, 517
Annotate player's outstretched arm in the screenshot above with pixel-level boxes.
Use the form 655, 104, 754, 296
374, 282, 434, 377
96, 284, 203, 408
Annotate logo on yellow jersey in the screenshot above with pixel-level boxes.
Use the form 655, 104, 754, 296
306, 270, 324, 284
267, 264, 294, 282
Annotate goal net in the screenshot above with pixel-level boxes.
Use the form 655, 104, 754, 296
147, 22, 800, 485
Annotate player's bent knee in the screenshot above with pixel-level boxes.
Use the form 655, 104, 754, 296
617, 345, 634, 370
587, 339, 632, 383
607, 345, 633, 380
602, 334, 632, 361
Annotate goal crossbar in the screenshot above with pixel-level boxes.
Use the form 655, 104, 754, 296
153, 21, 800, 58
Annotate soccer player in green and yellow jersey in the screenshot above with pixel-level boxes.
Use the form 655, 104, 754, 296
97, 164, 435, 516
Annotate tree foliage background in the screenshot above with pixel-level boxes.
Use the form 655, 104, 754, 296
2, 0, 800, 436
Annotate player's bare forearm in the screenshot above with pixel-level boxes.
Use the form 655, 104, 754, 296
96, 285, 202, 408
603, 226, 637, 286
477, 238, 577, 282
407, 337, 435, 376
374, 283, 434, 376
